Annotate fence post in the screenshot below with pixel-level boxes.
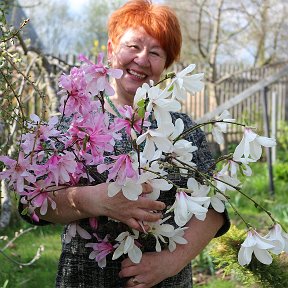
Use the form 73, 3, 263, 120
271, 91, 277, 163
261, 87, 275, 196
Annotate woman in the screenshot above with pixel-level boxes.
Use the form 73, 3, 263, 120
22, 1, 230, 287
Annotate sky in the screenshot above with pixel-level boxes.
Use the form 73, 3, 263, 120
68, 0, 91, 13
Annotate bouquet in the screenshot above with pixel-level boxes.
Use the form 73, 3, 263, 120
0, 53, 287, 269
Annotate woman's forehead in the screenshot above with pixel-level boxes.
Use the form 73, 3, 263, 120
119, 27, 162, 48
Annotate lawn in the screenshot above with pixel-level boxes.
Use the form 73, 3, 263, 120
1, 162, 287, 288
0, 224, 63, 288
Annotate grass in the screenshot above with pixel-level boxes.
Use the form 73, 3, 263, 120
0, 223, 63, 288
1, 162, 287, 288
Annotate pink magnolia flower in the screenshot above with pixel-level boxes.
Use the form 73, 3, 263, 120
64, 222, 92, 244
36, 152, 77, 186
85, 234, 114, 268
79, 53, 123, 96
58, 66, 96, 116
0, 152, 36, 192
89, 217, 99, 230
21, 114, 60, 153
98, 152, 139, 185
20, 181, 56, 216
113, 105, 151, 136
67, 112, 114, 163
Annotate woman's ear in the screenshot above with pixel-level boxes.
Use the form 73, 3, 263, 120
107, 40, 114, 60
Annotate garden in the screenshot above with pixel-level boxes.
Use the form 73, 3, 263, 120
1, 1, 288, 287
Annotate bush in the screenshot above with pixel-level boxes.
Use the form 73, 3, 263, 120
274, 162, 288, 182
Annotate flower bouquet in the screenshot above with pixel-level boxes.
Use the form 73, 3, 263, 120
0, 53, 287, 269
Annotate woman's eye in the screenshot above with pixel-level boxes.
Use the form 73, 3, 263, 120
128, 45, 138, 49
150, 51, 160, 56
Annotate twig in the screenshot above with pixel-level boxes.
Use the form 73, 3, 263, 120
1, 19, 30, 43
0, 226, 44, 267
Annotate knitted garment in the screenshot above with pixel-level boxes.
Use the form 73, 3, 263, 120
20, 112, 230, 287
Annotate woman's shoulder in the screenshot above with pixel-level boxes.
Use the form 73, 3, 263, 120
170, 111, 198, 127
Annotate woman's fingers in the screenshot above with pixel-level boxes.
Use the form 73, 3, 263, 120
141, 183, 152, 194
138, 197, 165, 211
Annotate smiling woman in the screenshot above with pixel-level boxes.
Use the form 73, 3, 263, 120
14, 1, 230, 288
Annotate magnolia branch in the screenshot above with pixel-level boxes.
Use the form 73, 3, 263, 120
0, 226, 44, 267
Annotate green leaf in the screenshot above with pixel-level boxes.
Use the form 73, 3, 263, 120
21, 207, 29, 215
83, 135, 89, 151
137, 99, 145, 108
138, 107, 145, 118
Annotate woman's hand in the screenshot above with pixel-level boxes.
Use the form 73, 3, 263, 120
119, 251, 179, 288
118, 209, 225, 287
119, 250, 177, 288
75, 183, 166, 231
38, 182, 165, 229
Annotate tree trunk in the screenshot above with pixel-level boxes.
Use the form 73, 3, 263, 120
0, 180, 12, 229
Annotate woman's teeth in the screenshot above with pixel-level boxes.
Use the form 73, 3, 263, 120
128, 69, 146, 79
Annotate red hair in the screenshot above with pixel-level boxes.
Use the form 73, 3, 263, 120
108, 0, 182, 68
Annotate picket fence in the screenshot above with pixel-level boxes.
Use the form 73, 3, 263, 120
26, 55, 288, 145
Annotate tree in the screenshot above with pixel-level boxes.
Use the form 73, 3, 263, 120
0, 0, 67, 228
17, 0, 126, 56
164, 0, 288, 115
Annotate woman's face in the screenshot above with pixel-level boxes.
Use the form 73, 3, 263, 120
108, 27, 167, 104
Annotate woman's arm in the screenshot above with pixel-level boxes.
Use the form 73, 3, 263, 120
119, 209, 224, 288
33, 183, 166, 230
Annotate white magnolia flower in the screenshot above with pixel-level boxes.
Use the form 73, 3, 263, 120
264, 223, 288, 254
187, 178, 212, 219
147, 218, 175, 252
147, 217, 188, 252
108, 179, 142, 201
233, 128, 276, 161
212, 110, 235, 145
169, 119, 198, 157
64, 222, 91, 244
171, 191, 209, 226
210, 193, 227, 213
167, 118, 198, 174
238, 230, 276, 266
187, 177, 227, 212
221, 159, 253, 179
214, 170, 241, 192
112, 230, 142, 264
139, 162, 173, 200
167, 227, 188, 252
134, 84, 181, 127
187, 177, 210, 197
136, 128, 173, 161
133, 82, 151, 104
165, 64, 204, 100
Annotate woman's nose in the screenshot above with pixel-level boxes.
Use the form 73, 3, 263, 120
134, 49, 150, 67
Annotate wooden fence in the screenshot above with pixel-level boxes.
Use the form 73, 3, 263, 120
178, 62, 288, 143
27, 55, 288, 144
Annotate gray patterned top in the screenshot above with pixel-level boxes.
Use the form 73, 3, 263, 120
21, 111, 230, 288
